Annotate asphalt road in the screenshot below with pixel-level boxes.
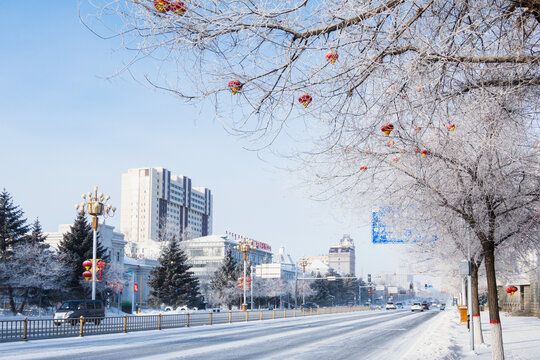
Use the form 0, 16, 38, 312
0, 309, 439, 360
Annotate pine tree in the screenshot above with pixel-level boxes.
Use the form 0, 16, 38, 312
57, 213, 108, 299
0, 189, 30, 313
28, 218, 47, 244
148, 237, 201, 309
209, 250, 239, 309
0, 189, 30, 257
309, 273, 331, 306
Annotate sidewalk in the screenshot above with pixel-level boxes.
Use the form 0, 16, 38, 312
403, 308, 540, 359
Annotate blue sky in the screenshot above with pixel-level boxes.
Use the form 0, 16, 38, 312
0, 1, 406, 274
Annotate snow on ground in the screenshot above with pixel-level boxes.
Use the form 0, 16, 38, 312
401, 307, 540, 360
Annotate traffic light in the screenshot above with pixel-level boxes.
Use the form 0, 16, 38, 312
409, 282, 413, 290
425, 283, 428, 289
134, 283, 138, 292
367, 274, 371, 283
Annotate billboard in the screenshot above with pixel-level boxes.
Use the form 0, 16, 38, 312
371, 208, 438, 244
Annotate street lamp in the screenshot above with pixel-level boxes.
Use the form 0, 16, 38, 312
298, 258, 309, 305
76, 186, 116, 300
234, 237, 255, 311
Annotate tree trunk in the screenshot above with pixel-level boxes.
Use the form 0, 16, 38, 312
18, 288, 29, 314
8, 286, 16, 314
471, 262, 484, 345
484, 243, 504, 360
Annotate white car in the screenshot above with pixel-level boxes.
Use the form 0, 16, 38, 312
411, 302, 423, 312
385, 302, 397, 310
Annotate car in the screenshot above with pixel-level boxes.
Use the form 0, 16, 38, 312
440, 303, 446, 311
395, 302, 404, 309
411, 302, 423, 312
301, 302, 319, 309
385, 302, 397, 310
422, 302, 430, 310
54, 300, 105, 326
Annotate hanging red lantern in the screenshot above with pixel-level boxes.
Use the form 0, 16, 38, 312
298, 93, 312, 108
506, 286, 518, 296
421, 149, 429, 157
360, 166, 367, 172
325, 51, 338, 64
82, 260, 92, 270
365, 150, 371, 156
415, 127, 422, 133
154, 0, 171, 12
446, 124, 455, 131
381, 123, 394, 136
228, 80, 243, 95
386, 140, 395, 147
344, 147, 351, 153
170, 1, 186, 15
82, 271, 92, 281
392, 157, 398, 163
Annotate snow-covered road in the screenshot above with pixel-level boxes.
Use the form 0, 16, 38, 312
0, 310, 439, 360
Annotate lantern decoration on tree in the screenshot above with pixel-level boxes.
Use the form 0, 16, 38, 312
386, 140, 395, 147
298, 93, 312, 108
360, 166, 367, 172
83, 271, 92, 282
393, 157, 398, 163
154, 0, 171, 12
506, 286, 518, 296
446, 124, 455, 131
365, 150, 371, 156
325, 51, 338, 64
421, 149, 429, 157
228, 79, 243, 95
170, 1, 186, 15
415, 127, 422, 133
344, 147, 351, 153
415, 147, 421, 154
381, 123, 394, 136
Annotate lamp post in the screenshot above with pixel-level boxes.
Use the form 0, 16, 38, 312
234, 237, 255, 311
298, 258, 309, 305
76, 186, 116, 300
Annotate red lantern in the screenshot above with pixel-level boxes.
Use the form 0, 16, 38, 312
381, 123, 394, 136
446, 124, 455, 131
365, 150, 371, 156
228, 80, 243, 95
415, 127, 422, 133
360, 166, 367, 172
393, 157, 398, 163
82, 271, 92, 281
298, 93, 312, 108
170, 1, 186, 15
386, 140, 395, 147
82, 260, 92, 270
325, 51, 338, 64
506, 286, 518, 296
421, 149, 429, 157
154, 0, 171, 12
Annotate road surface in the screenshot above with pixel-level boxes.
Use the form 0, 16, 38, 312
0, 309, 439, 360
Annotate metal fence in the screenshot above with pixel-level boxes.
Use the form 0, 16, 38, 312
0, 306, 371, 343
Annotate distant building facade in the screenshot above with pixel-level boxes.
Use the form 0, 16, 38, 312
255, 246, 300, 281
120, 167, 213, 244
328, 234, 355, 275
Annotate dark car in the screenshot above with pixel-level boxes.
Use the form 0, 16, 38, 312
54, 300, 105, 325
301, 302, 319, 309
422, 302, 430, 310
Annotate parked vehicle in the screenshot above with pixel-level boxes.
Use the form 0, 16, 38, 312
440, 303, 446, 311
411, 302, 423, 312
395, 302, 404, 309
385, 302, 396, 310
422, 302, 430, 310
301, 302, 319, 309
54, 300, 105, 326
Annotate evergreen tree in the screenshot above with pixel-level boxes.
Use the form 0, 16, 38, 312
148, 237, 201, 308
0, 189, 30, 313
57, 213, 108, 299
308, 273, 331, 306
209, 250, 239, 309
0, 189, 30, 257
28, 218, 47, 244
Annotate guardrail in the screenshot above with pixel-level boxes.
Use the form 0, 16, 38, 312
0, 305, 371, 343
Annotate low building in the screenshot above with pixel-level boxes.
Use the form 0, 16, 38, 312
255, 246, 300, 281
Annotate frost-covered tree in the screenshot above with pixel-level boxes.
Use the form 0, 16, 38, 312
209, 250, 239, 309
57, 214, 108, 299
0, 190, 30, 313
148, 237, 202, 308
28, 218, 47, 244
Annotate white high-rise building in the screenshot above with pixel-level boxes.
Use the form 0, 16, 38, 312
121, 167, 213, 244
328, 234, 356, 276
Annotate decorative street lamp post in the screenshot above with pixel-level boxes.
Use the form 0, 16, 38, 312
76, 186, 116, 300
234, 237, 255, 311
298, 258, 309, 305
